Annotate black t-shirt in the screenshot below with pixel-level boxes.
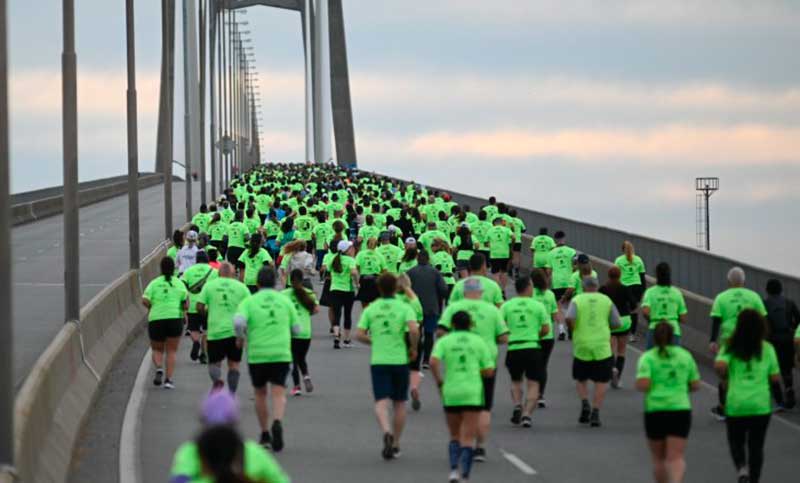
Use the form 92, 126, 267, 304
600, 283, 632, 317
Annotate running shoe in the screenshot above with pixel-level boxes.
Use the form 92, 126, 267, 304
303, 376, 314, 393
589, 409, 601, 427
628, 334, 637, 343
271, 420, 284, 452
449, 470, 460, 483
164, 379, 175, 390
611, 368, 620, 389
411, 388, 421, 411
558, 333, 566, 341
291, 386, 302, 397
153, 368, 164, 387
333, 338, 341, 349
537, 398, 547, 409
259, 431, 272, 449
382, 433, 394, 460
473, 447, 486, 463
198, 353, 207, 365
343, 340, 353, 348
190, 342, 200, 361
521, 416, 532, 428
710, 406, 726, 421
579, 403, 591, 424
510, 405, 522, 425
422, 363, 430, 370
392, 447, 401, 459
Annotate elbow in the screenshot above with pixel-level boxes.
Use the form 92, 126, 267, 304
634, 379, 650, 392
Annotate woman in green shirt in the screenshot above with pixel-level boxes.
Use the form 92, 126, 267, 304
636, 322, 700, 483
325, 240, 359, 349
207, 212, 228, 259
398, 239, 419, 273
284, 269, 318, 397
238, 234, 273, 294
531, 269, 559, 408
452, 224, 476, 279
615, 241, 647, 342
355, 238, 386, 308
715, 309, 781, 483
142, 257, 188, 389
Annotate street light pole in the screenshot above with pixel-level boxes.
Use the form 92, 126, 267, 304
125, 0, 140, 270
62, 0, 80, 324
182, 0, 200, 223
209, 0, 217, 200
198, 0, 207, 205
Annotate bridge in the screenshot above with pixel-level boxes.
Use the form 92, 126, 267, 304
0, 2, 797, 483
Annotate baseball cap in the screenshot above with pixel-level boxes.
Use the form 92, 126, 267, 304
577, 254, 590, 265
201, 389, 239, 425
186, 230, 199, 241
405, 237, 417, 245
337, 240, 353, 253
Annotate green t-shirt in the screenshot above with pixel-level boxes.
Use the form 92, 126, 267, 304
355, 249, 386, 276
571, 292, 614, 361
170, 440, 290, 483
357, 297, 414, 365
282, 288, 317, 340
294, 215, 315, 241
501, 296, 549, 350
235, 289, 297, 363
452, 235, 475, 261
227, 221, 248, 248
449, 275, 504, 306
532, 288, 558, 341
641, 285, 688, 336
418, 230, 447, 254
549, 245, 577, 289
325, 255, 356, 292
614, 254, 646, 286
716, 342, 779, 417
312, 223, 334, 250
397, 293, 424, 324
358, 225, 382, 250
711, 287, 768, 343
208, 221, 228, 242
376, 244, 404, 274
398, 258, 418, 274
471, 221, 491, 249
197, 277, 251, 341
439, 298, 508, 360
238, 248, 273, 286
531, 235, 556, 268
180, 264, 218, 314
431, 251, 456, 285
191, 212, 210, 234
569, 269, 598, 296
143, 275, 188, 322
221, 208, 235, 224
431, 331, 493, 407
636, 346, 699, 412
486, 225, 513, 260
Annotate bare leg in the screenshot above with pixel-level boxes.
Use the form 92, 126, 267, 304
665, 437, 687, 483
165, 337, 181, 379
648, 439, 668, 483
392, 401, 407, 447
151, 341, 165, 368
510, 380, 523, 406
374, 399, 391, 433
592, 382, 608, 409
271, 384, 287, 420
523, 380, 540, 417
476, 411, 491, 446
254, 386, 269, 432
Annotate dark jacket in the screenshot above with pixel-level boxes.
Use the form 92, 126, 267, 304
407, 263, 448, 317
764, 295, 800, 341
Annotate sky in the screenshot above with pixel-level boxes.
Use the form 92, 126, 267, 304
6, 0, 800, 276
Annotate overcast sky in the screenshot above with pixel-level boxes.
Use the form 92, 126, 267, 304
7, 0, 800, 276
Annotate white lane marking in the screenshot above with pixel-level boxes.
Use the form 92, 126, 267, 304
626, 344, 800, 432
119, 348, 152, 483
500, 448, 537, 475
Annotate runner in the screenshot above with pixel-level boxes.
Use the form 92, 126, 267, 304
279, 239, 314, 288
502, 276, 549, 427
548, 231, 577, 340
208, 213, 228, 260
234, 266, 298, 451
763, 279, 800, 410
191, 204, 211, 235
615, 241, 647, 343
197, 262, 251, 394
438, 278, 509, 462
600, 266, 634, 389
176, 230, 200, 275
312, 211, 333, 272
377, 231, 404, 275
530, 268, 559, 408
238, 233, 273, 293
142, 257, 188, 389
709, 267, 768, 421
395, 274, 425, 411
635, 322, 700, 483
407, 249, 449, 373
398, 238, 419, 273
430, 311, 494, 483
357, 215, 382, 251
283, 269, 318, 397
452, 223, 476, 279
355, 273, 420, 460
715, 309, 781, 483
530, 227, 555, 274
226, 210, 248, 269
508, 208, 525, 278
449, 254, 504, 307
561, 254, 598, 304
641, 262, 687, 348
486, 217, 514, 293
355, 237, 386, 308
326, 240, 359, 348
565, 276, 621, 427
181, 251, 217, 364
431, 239, 456, 296
167, 229, 184, 270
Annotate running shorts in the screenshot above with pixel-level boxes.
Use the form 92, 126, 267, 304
644, 410, 692, 440
370, 364, 410, 402
482, 374, 497, 411
572, 356, 613, 383
227, 246, 245, 269
489, 258, 510, 274
357, 276, 379, 304
505, 348, 543, 382
207, 337, 243, 364
444, 405, 484, 414
148, 318, 183, 342
248, 362, 290, 388
512, 242, 522, 252
186, 313, 207, 333
625, 284, 645, 305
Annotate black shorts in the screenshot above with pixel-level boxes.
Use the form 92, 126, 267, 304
357, 276, 379, 304
444, 405, 484, 414
227, 246, 245, 269
505, 348, 543, 382
319, 277, 333, 307
512, 242, 522, 252
482, 375, 496, 411
207, 337, 243, 364
248, 362, 290, 388
572, 357, 613, 383
148, 318, 184, 342
625, 284, 645, 305
489, 258, 509, 274
644, 411, 692, 440
186, 313, 207, 333
552, 288, 568, 301
370, 365, 410, 402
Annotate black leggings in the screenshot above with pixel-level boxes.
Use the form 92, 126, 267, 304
539, 339, 555, 397
331, 290, 355, 331
291, 338, 311, 386
420, 330, 435, 365
771, 338, 796, 391
726, 415, 771, 483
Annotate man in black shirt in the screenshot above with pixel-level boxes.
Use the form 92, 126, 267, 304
764, 279, 800, 409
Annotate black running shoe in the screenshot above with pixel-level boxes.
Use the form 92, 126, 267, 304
558, 333, 566, 341
382, 433, 394, 460
259, 431, 272, 449
521, 416, 532, 428
590, 409, 601, 427
392, 447, 401, 459
411, 388, 421, 411
271, 420, 284, 452
190, 342, 200, 361
333, 338, 341, 350
510, 405, 522, 425
473, 447, 486, 462
153, 368, 164, 387
579, 404, 591, 424
198, 353, 207, 365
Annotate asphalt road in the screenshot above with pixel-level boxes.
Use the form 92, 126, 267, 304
77, 280, 800, 483
10, 180, 202, 388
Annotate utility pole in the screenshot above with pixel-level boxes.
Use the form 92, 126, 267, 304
313, 0, 332, 164
302, 0, 314, 163
695, 177, 719, 251
209, 0, 217, 200
62, 0, 80, 324
125, 0, 141, 270
158, 0, 175, 238
198, 0, 207, 205
182, 0, 200, 223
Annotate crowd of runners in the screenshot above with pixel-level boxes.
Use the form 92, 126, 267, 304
145, 163, 800, 483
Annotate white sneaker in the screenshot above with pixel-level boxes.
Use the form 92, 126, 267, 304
448, 470, 460, 483
164, 379, 175, 390
611, 368, 620, 389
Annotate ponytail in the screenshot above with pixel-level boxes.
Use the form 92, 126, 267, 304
653, 321, 674, 357
248, 233, 262, 258
291, 269, 316, 313
332, 252, 343, 273
160, 257, 175, 285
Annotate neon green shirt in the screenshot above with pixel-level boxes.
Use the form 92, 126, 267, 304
238, 248, 273, 286
398, 258, 418, 274
549, 245, 577, 289
180, 264, 218, 314
191, 212, 210, 234
357, 297, 414, 365
501, 296, 549, 350
636, 346, 699, 412
397, 293, 424, 324
569, 269, 598, 296
282, 287, 317, 340
570, 292, 614, 361
486, 225, 513, 259
716, 342, 779, 417
431, 331, 493, 407
355, 249, 386, 276
312, 223, 334, 250
439, 298, 508, 360
170, 440, 290, 483
143, 275, 188, 322
641, 285, 688, 336
208, 221, 227, 242
614, 255, 646, 286
531, 235, 555, 268
711, 287, 768, 343
431, 251, 456, 285
357, 225, 381, 250
532, 288, 558, 341
197, 277, 251, 341
294, 215, 315, 241
227, 221, 248, 248
235, 289, 297, 363
449, 275, 504, 306
376, 244, 404, 274
325, 255, 356, 292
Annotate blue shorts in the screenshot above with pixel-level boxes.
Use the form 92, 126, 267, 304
370, 365, 410, 402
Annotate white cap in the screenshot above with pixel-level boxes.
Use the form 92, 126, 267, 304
337, 240, 353, 253
186, 230, 199, 241
405, 237, 417, 245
